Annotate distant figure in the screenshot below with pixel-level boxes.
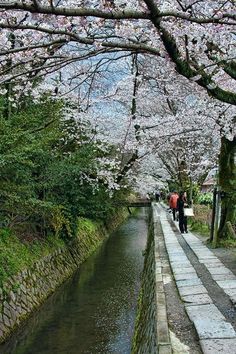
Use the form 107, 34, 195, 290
167, 192, 171, 204
169, 191, 179, 221
177, 191, 188, 233
155, 190, 160, 202
160, 190, 165, 200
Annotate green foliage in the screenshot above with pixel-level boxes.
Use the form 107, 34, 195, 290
196, 193, 213, 206
218, 238, 236, 248
167, 181, 180, 193
0, 95, 128, 241
190, 183, 200, 203
0, 98, 62, 232
189, 220, 210, 236
77, 217, 97, 235
0, 92, 133, 283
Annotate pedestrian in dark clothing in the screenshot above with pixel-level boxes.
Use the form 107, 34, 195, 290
177, 191, 188, 233
155, 190, 160, 202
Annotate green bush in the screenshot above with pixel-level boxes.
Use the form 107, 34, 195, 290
0, 96, 129, 240
189, 220, 210, 236
197, 193, 213, 206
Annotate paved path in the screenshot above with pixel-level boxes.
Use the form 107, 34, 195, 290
154, 203, 236, 354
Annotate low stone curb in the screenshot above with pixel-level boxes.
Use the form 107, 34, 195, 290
153, 207, 172, 354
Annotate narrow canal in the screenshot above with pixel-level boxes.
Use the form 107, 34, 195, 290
0, 209, 148, 354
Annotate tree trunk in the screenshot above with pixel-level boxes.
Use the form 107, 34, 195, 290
217, 136, 236, 238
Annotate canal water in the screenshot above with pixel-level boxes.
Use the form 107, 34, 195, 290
0, 209, 148, 354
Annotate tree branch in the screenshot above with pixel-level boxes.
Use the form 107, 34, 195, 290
0, 39, 69, 56
0, 22, 160, 56
159, 11, 236, 25
143, 0, 236, 105
0, 1, 234, 25
0, 2, 149, 19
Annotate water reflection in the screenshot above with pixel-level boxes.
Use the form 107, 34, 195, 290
0, 209, 148, 354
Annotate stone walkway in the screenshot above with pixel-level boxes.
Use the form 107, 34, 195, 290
154, 204, 236, 354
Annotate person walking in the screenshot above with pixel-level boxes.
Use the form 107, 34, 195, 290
177, 191, 188, 233
169, 191, 179, 221
155, 190, 161, 202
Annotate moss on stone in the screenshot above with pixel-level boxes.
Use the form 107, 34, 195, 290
218, 137, 236, 240
0, 209, 129, 344
0, 230, 64, 287
131, 214, 157, 354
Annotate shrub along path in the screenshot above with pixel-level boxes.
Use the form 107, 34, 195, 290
154, 203, 236, 354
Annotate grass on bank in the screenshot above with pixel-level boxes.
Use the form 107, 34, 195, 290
217, 238, 236, 248
0, 228, 65, 286
189, 219, 236, 248
188, 220, 210, 237
0, 217, 103, 286
0, 209, 129, 287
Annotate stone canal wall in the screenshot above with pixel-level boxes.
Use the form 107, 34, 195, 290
0, 230, 104, 344
132, 210, 157, 354
0, 210, 128, 344
132, 205, 172, 354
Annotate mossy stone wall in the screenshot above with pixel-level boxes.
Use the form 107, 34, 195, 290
132, 217, 157, 354
0, 209, 128, 344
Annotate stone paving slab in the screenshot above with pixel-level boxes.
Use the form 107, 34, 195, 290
157, 304, 168, 321
212, 274, 236, 281
182, 293, 213, 306
186, 304, 236, 339
200, 338, 236, 354
216, 280, 236, 289
170, 262, 192, 268
194, 251, 215, 256
165, 243, 180, 247
174, 273, 199, 281
173, 267, 196, 275
187, 244, 202, 248
168, 257, 190, 262
182, 232, 236, 305
156, 281, 165, 293
156, 267, 162, 275
176, 278, 202, 287
157, 320, 170, 344
156, 273, 163, 282
202, 257, 222, 262
208, 266, 236, 278
224, 288, 236, 296
204, 261, 223, 266
167, 250, 185, 253
168, 254, 186, 258
207, 268, 234, 275
167, 246, 185, 249
168, 255, 187, 259
158, 343, 172, 354
178, 285, 208, 296
198, 257, 219, 262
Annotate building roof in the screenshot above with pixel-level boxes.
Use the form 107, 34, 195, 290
202, 178, 215, 186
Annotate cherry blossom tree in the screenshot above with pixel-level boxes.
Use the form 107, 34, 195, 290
77, 52, 229, 214
0, 0, 235, 238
